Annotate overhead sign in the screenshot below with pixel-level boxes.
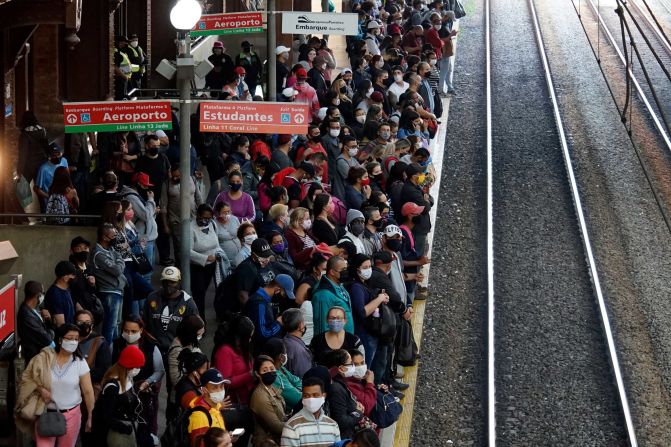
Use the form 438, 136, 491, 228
282, 12, 359, 36
200, 101, 310, 134
0, 281, 15, 342
63, 100, 172, 133
191, 12, 265, 36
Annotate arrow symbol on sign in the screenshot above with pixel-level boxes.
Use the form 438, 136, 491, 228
294, 114, 305, 124
66, 114, 78, 124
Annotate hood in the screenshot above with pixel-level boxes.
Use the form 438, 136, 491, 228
346, 209, 364, 226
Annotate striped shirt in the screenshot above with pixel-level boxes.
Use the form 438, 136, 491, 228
280, 407, 341, 447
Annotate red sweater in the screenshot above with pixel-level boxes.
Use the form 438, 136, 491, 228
345, 377, 378, 416
285, 227, 316, 270
213, 344, 254, 405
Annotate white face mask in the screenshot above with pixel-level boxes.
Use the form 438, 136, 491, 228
333, 98, 341, 106
356, 115, 366, 124
342, 364, 356, 378
302, 219, 312, 230
209, 389, 226, 403
130, 41, 139, 48
353, 364, 368, 379
433, 24, 442, 30
129, 367, 141, 378
395, 19, 402, 25
430, 58, 438, 66
61, 339, 78, 353
302, 396, 325, 413
329, 129, 340, 138
244, 234, 258, 246
348, 148, 359, 157
281, 354, 288, 366
197, 334, 203, 341
38, 293, 45, 305
394, 74, 403, 83
359, 267, 373, 280
123, 332, 141, 344
366, 88, 374, 98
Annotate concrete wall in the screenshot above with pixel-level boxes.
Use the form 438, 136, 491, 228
0, 225, 97, 289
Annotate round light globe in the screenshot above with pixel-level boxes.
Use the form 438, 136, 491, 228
170, 0, 202, 30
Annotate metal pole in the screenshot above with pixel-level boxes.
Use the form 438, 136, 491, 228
268, 1, 277, 101
178, 32, 193, 294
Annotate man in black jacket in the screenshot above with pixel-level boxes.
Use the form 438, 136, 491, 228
17, 281, 53, 364
399, 163, 433, 256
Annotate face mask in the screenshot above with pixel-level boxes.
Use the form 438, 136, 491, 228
359, 267, 372, 280
310, 134, 321, 142
130, 41, 139, 48
356, 115, 366, 124
433, 24, 442, 30
387, 238, 402, 252
271, 242, 285, 254
333, 98, 341, 106
229, 183, 242, 192
61, 339, 78, 353
244, 234, 257, 246
430, 58, 438, 66
38, 293, 45, 305
354, 364, 368, 379
129, 367, 141, 378
302, 218, 312, 230
261, 371, 277, 386
366, 88, 374, 98
361, 178, 370, 187
51, 157, 62, 164
77, 322, 92, 337
351, 222, 365, 236
124, 209, 135, 221
302, 397, 325, 413
147, 147, 159, 156
394, 74, 403, 83
209, 389, 226, 403
73, 251, 89, 263
423, 71, 431, 78
340, 86, 347, 93
123, 332, 141, 344
342, 364, 356, 378
328, 320, 345, 333
320, 270, 327, 278
321, 64, 327, 70
348, 147, 359, 157
380, 131, 391, 140
329, 129, 340, 138
373, 218, 386, 229
197, 218, 211, 227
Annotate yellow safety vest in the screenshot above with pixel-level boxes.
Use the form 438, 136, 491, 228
115, 48, 133, 75
126, 46, 144, 73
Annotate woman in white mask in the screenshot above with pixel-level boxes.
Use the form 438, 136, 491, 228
17, 324, 95, 447
112, 315, 165, 442
249, 355, 287, 446
323, 349, 369, 439
343, 350, 378, 417
234, 222, 258, 267
91, 345, 146, 446
259, 338, 303, 410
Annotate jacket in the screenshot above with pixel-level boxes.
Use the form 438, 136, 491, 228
327, 370, 361, 440
144, 291, 199, 353
249, 384, 286, 446
90, 243, 127, 293
213, 344, 254, 405
344, 378, 377, 416
368, 267, 406, 315
118, 186, 158, 241
400, 181, 432, 235
15, 347, 56, 433
244, 288, 282, 350
17, 303, 53, 364
312, 277, 354, 335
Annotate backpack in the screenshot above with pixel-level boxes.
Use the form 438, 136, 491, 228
395, 318, 418, 366
364, 302, 397, 344
160, 405, 211, 447
331, 195, 348, 225
370, 389, 403, 428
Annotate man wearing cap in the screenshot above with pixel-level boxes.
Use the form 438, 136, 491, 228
281, 87, 299, 103
68, 236, 104, 326
294, 68, 320, 121
400, 163, 433, 256
236, 41, 263, 95
118, 171, 158, 278
312, 256, 355, 335
34, 144, 69, 211
282, 162, 315, 208
233, 66, 253, 101
365, 21, 382, 56
144, 267, 199, 355
126, 33, 147, 89
244, 274, 295, 351
276, 45, 291, 98
234, 238, 281, 307
113, 35, 132, 99
206, 41, 234, 93
187, 368, 228, 445
45, 261, 78, 327
307, 56, 329, 102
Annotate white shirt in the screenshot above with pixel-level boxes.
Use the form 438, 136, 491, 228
388, 81, 409, 101
51, 357, 90, 409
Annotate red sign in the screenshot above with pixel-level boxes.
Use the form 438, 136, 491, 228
0, 281, 15, 342
63, 100, 172, 133
191, 12, 265, 36
200, 101, 310, 134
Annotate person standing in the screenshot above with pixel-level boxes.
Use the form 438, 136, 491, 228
16, 111, 48, 186
127, 33, 147, 90
206, 41, 235, 93
190, 204, 221, 319
312, 256, 354, 336
275, 45, 291, 98
34, 145, 69, 212
17, 281, 53, 364
113, 36, 132, 100
399, 163, 433, 256
44, 261, 77, 328
165, 165, 203, 266
235, 41, 263, 95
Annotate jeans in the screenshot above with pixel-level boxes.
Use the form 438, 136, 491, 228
413, 233, 428, 258
101, 291, 123, 342
190, 262, 215, 319
123, 263, 154, 318
143, 240, 156, 282
439, 56, 454, 92
365, 335, 390, 385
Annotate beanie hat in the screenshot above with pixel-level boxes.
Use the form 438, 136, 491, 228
118, 345, 146, 369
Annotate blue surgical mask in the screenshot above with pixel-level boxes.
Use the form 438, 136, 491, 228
328, 320, 345, 333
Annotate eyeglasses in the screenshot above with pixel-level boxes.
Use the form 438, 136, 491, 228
327, 316, 344, 321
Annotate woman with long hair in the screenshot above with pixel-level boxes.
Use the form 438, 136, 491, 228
248, 355, 287, 446
46, 166, 79, 224
311, 193, 341, 246
294, 253, 329, 345
214, 201, 241, 265
119, 199, 154, 316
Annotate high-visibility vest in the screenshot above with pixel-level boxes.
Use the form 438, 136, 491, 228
126, 46, 144, 73
115, 48, 133, 75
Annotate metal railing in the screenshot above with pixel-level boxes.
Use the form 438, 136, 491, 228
0, 213, 100, 225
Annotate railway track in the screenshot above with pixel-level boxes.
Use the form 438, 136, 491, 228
485, 0, 638, 444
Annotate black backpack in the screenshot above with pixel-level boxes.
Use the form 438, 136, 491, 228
364, 301, 397, 344
160, 405, 212, 447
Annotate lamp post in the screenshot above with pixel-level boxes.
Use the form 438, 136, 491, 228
170, 0, 201, 294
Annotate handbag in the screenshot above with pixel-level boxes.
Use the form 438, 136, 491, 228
37, 406, 67, 437
370, 390, 403, 428
132, 253, 153, 275
454, 0, 466, 18
15, 175, 33, 209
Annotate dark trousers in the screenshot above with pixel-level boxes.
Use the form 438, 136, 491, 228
190, 262, 215, 319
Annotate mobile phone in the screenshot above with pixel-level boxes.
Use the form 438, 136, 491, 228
231, 428, 245, 437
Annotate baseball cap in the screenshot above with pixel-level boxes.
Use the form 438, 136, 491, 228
133, 172, 154, 187
160, 266, 181, 282
367, 20, 381, 29
401, 202, 425, 216
55, 260, 77, 278
130, 33, 139, 40
213, 41, 224, 49
275, 45, 291, 55
405, 163, 423, 178
70, 236, 91, 249
382, 224, 403, 238
341, 68, 352, 74
278, 134, 293, 145
200, 368, 228, 385
296, 68, 308, 78
235, 66, 246, 76
275, 274, 296, 300
251, 238, 273, 258
241, 40, 253, 47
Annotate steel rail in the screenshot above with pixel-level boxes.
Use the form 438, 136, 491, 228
630, 0, 671, 47
623, 0, 671, 81
584, 0, 671, 151
527, 0, 639, 445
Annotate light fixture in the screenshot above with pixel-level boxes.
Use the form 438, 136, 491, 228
169, 0, 202, 31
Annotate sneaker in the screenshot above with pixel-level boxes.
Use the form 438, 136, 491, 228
447, 88, 456, 95
392, 389, 405, 399
391, 380, 410, 391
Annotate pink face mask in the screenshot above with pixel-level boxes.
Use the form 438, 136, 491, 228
124, 209, 135, 221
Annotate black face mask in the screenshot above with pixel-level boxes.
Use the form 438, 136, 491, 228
310, 135, 321, 142
387, 238, 402, 252
229, 183, 242, 192
147, 147, 159, 156
350, 222, 365, 236
72, 251, 89, 263
260, 371, 277, 385
338, 270, 349, 283
412, 215, 422, 224
77, 322, 92, 338
373, 218, 386, 230
50, 157, 61, 164
340, 86, 347, 93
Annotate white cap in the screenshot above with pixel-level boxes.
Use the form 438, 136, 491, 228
282, 87, 298, 98
367, 20, 381, 29
317, 107, 328, 121
275, 45, 291, 55
160, 266, 181, 282
382, 225, 403, 238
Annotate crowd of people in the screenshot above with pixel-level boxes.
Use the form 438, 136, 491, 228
13, 0, 461, 446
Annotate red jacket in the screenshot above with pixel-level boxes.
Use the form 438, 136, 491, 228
285, 227, 317, 270
213, 344, 254, 405
424, 28, 444, 59
345, 377, 378, 416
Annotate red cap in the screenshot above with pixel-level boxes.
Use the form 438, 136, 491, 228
314, 243, 334, 257
133, 172, 154, 187
118, 345, 145, 369
401, 202, 425, 216
235, 66, 246, 75
296, 68, 308, 78
213, 41, 224, 49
